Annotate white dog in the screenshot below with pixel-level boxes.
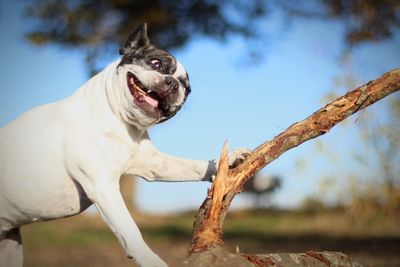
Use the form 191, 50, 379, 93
0, 23, 248, 267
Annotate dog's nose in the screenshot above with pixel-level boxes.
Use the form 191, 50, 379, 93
165, 76, 179, 92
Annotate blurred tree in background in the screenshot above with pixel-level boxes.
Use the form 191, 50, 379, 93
350, 95, 400, 214
23, 0, 267, 73
21, 0, 400, 211
281, 0, 400, 45
242, 173, 282, 208
23, 0, 400, 73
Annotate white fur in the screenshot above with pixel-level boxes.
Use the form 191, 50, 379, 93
0, 60, 247, 267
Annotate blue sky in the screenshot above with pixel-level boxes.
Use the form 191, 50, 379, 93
1, 1, 399, 213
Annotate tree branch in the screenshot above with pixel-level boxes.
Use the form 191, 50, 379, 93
189, 68, 400, 255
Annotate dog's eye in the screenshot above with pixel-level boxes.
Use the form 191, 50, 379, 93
150, 59, 162, 71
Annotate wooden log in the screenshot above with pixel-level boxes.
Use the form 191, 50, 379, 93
181, 246, 363, 267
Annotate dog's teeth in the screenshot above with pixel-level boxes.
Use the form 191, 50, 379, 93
135, 86, 146, 94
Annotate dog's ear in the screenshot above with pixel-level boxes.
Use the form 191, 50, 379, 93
119, 23, 150, 55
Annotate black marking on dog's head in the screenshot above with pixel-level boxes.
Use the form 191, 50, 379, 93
118, 23, 177, 75
178, 74, 191, 96
119, 23, 149, 55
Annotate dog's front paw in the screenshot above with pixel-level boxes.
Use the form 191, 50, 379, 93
228, 148, 252, 168
208, 148, 252, 182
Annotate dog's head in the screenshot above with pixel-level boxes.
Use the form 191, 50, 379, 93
117, 23, 191, 128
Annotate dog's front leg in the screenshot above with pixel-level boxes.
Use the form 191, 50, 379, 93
89, 180, 167, 267
126, 139, 215, 182
127, 139, 250, 182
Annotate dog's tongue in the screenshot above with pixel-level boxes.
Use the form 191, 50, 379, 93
142, 94, 158, 108
130, 76, 159, 108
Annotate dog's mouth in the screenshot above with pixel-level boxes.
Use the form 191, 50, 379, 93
127, 72, 168, 116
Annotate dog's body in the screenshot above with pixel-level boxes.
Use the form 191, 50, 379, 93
0, 24, 247, 267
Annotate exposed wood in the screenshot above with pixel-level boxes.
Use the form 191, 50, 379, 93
188, 68, 400, 257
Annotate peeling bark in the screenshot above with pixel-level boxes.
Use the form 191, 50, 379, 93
180, 246, 363, 267
185, 68, 399, 265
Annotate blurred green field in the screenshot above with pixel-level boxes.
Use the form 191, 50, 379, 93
22, 208, 400, 267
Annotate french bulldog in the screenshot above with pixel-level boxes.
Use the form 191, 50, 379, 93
0, 23, 249, 267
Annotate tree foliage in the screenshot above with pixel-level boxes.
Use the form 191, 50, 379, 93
23, 0, 267, 72
23, 0, 400, 72
25, 0, 267, 48
355, 95, 400, 212
282, 0, 400, 45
